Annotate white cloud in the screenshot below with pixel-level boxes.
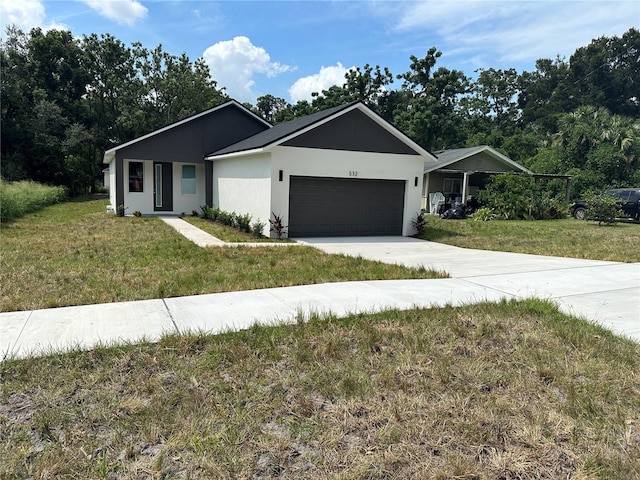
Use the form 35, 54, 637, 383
0, 0, 65, 34
202, 36, 294, 102
288, 62, 352, 102
392, 1, 639, 70
80, 0, 148, 26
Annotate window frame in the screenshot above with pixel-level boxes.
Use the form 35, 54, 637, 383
443, 177, 462, 194
128, 161, 144, 193
181, 164, 197, 196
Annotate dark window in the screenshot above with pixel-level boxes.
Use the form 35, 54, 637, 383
129, 162, 144, 192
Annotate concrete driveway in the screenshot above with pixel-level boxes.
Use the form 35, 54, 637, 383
299, 237, 640, 340
297, 236, 620, 277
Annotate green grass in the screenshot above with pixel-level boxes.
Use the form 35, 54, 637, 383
421, 215, 640, 262
182, 215, 291, 242
0, 179, 68, 222
1, 300, 638, 479
0, 198, 444, 312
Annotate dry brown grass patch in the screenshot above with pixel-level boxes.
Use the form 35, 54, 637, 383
1, 300, 638, 478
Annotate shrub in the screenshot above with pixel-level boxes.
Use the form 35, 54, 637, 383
410, 212, 427, 236
0, 179, 68, 222
132, 210, 142, 217
472, 207, 496, 222
269, 212, 288, 239
116, 204, 127, 217
251, 220, 266, 238
235, 213, 252, 233
201, 206, 221, 222
477, 173, 535, 220
584, 193, 622, 225
217, 210, 234, 226
529, 193, 567, 220
477, 173, 565, 220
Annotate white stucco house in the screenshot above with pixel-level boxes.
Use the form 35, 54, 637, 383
104, 100, 437, 237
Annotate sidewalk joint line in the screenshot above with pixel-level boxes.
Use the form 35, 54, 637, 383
162, 299, 180, 335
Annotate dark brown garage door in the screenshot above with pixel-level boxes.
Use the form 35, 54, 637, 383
288, 176, 405, 237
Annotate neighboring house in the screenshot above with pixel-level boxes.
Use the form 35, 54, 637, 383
422, 145, 534, 212
104, 100, 437, 237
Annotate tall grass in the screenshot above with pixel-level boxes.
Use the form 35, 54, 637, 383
0, 179, 68, 222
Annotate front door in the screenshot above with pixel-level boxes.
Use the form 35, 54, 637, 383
153, 162, 173, 212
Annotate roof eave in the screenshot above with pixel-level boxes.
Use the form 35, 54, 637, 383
205, 147, 268, 161
425, 146, 531, 173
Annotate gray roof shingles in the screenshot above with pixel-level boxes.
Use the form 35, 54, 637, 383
431, 146, 486, 165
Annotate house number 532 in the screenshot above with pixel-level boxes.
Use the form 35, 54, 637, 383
349, 171, 358, 176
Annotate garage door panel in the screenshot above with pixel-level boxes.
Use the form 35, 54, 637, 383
289, 176, 405, 237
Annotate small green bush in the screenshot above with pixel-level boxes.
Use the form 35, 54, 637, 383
472, 207, 496, 222
216, 210, 234, 226
584, 193, 622, 225
201, 205, 221, 222
477, 173, 565, 220
251, 220, 266, 238
116, 204, 127, 217
235, 213, 252, 233
0, 179, 68, 222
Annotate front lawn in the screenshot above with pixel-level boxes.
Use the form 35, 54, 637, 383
0, 198, 444, 312
2, 300, 638, 478
421, 215, 640, 262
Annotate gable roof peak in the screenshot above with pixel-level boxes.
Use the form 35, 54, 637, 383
103, 99, 270, 161
206, 101, 436, 161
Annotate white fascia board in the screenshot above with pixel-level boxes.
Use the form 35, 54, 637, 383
103, 151, 115, 164
205, 148, 266, 161
104, 100, 270, 155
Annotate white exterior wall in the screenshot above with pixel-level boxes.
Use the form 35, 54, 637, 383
270, 146, 424, 237
108, 161, 116, 208
120, 159, 205, 215
172, 162, 206, 215
122, 159, 152, 214
212, 153, 272, 236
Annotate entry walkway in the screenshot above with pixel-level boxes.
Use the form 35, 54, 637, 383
2, 223, 638, 360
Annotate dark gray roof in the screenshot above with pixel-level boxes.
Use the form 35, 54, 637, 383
432, 146, 486, 166
207, 102, 358, 157
426, 145, 531, 174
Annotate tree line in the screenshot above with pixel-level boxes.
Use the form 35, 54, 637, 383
1, 26, 638, 198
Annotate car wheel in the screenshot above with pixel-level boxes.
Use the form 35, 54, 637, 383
573, 206, 586, 220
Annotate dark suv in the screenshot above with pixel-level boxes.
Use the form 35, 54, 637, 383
570, 188, 640, 221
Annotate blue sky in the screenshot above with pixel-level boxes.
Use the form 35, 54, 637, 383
2, 0, 638, 104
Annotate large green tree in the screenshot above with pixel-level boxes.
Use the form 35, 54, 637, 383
569, 28, 640, 117
393, 48, 469, 150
